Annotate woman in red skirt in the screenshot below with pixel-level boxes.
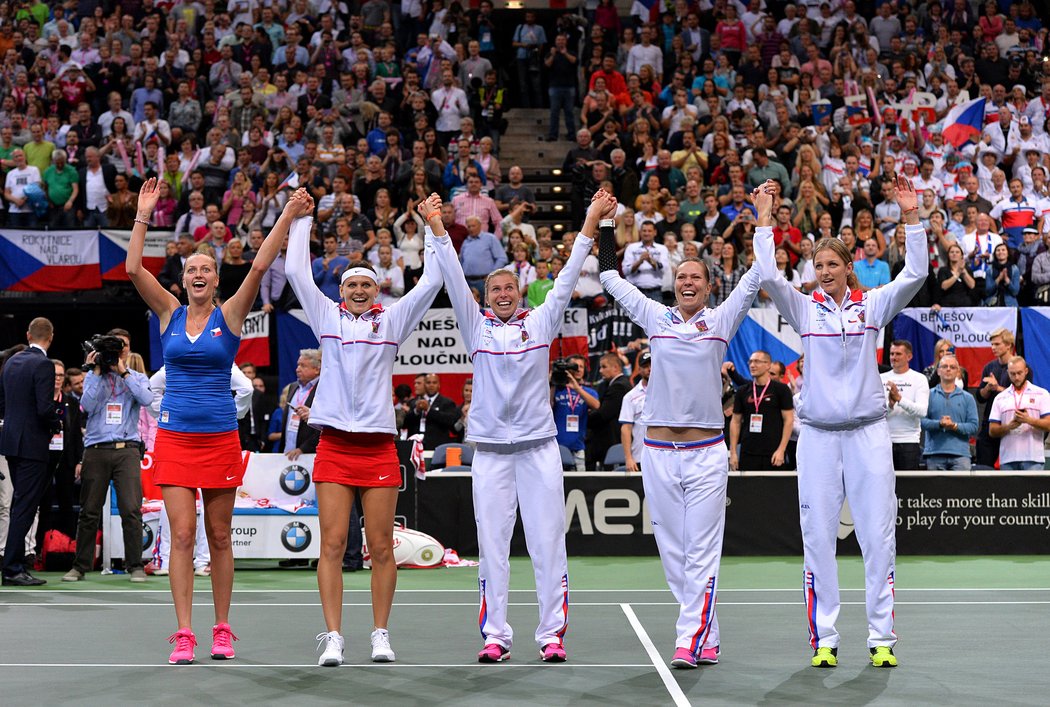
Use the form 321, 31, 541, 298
126, 179, 313, 664
285, 193, 445, 666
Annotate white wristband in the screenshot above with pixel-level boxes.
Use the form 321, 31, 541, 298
599, 219, 615, 229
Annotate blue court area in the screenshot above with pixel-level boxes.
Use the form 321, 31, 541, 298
1, 556, 1047, 706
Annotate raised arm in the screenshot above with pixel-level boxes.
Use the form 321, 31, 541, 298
752, 181, 809, 333
223, 188, 316, 333
867, 175, 929, 328
596, 192, 664, 334
286, 212, 335, 335
387, 194, 447, 343
428, 196, 484, 351
126, 178, 181, 331
534, 194, 602, 335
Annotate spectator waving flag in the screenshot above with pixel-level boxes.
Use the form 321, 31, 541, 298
941, 97, 987, 148
630, 0, 661, 24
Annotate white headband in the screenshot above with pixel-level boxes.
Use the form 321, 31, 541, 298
341, 267, 378, 285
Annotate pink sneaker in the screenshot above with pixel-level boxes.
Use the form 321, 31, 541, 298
211, 623, 239, 660
168, 629, 197, 665
477, 643, 510, 663
541, 643, 567, 663
670, 647, 697, 669
698, 646, 720, 665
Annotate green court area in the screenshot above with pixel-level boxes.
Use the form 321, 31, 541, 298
1, 556, 1047, 706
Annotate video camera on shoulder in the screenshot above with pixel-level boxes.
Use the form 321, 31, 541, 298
82, 334, 125, 371
551, 358, 576, 387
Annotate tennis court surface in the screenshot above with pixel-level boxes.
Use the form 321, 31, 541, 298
2, 556, 1047, 706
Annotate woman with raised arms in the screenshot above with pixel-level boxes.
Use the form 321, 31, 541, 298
429, 191, 609, 664
126, 179, 303, 665
752, 176, 926, 669
596, 188, 770, 669
284, 192, 446, 667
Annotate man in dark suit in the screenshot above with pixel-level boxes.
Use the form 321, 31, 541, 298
43, 359, 84, 541
157, 234, 194, 302
0, 318, 59, 585
586, 353, 632, 470
280, 350, 321, 460
404, 374, 461, 451
237, 363, 269, 453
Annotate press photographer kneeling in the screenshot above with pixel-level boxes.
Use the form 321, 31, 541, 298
63, 329, 153, 583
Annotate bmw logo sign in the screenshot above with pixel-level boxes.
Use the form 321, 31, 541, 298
142, 524, 155, 552
279, 465, 311, 495
281, 521, 312, 553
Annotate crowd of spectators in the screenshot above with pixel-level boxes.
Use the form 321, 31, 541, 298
549, 0, 1050, 308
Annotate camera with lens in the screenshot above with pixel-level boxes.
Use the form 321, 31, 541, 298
82, 334, 125, 370
550, 358, 576, 387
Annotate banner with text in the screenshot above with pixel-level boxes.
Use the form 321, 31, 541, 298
0, 229, 100, 291
416, 472, 1050, 556
891, 307, 1018, 383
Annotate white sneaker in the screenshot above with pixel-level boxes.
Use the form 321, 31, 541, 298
316, 631, 344, 667
370, 629, 395, 662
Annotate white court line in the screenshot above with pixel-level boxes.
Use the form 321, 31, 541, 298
0, 663, 651, 669
8, 600, 1050, 605
620, 603, 690, 707
3, 586, 1048, 593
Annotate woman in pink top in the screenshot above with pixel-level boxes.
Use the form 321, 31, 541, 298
715, 4, 746, 60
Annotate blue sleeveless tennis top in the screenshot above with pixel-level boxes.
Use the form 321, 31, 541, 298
159, 306, 240, 432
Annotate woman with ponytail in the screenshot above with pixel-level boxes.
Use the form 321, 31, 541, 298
753, 175, 927, 670
595, 184, 772, 669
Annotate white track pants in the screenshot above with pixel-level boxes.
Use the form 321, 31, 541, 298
473, 438, 568, 650
641, 436, 727, 656
154, 501, 209, 570
797, 421, 897, 650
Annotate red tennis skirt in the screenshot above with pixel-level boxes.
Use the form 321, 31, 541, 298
313, 429, 401, 488
152, 428, 246, 489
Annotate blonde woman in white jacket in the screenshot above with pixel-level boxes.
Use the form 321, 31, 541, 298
285, 191, 445, 667
429, 191, 607, 665
753, 176, 927, 670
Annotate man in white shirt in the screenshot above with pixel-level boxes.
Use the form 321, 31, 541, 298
619, 351, 650, 473
97, 92, 136, 138
626, 25, 663, 82
622, 221, 669, 301
989, 357, 1050, 471
881, 340, 930, 471
3, 149, 41, 229
431, 68, 470, 147
132, 102, 173, 147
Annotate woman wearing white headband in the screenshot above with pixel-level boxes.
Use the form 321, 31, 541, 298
285, 191, 445, 667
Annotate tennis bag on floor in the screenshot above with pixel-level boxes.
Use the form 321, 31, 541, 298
362, 525, 444, 569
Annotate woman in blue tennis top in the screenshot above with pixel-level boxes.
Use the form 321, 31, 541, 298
126, 177, 312, 666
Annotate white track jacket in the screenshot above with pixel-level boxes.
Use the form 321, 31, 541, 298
754, 223, 929, 431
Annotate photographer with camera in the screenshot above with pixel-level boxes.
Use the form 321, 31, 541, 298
62, 329, 152, 583
551, 356, 599, 471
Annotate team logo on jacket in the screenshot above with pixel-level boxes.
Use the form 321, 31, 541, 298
279, 465, 311, 495
281, 521, 312, 552
372, 320, 380, 334
695, 319, 709, 333
857, 311, 865, 323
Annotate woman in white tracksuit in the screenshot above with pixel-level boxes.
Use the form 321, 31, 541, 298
285, 192, 444, 667
754, 175, 926, 669
430, 192, 607, 664
597, 190, 769, 669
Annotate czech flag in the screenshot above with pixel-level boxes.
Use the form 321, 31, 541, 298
891, 306, 1017, 384
0, 229, 101, 291
1020, 308, 1050, 389
941, 97, 986, 148
630, 0, 661, 24
99, 229, 172, 280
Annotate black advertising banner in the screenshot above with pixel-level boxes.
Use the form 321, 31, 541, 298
414, 473, 1050, 556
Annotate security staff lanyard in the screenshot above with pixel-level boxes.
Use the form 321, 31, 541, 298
565, 387, 583, 433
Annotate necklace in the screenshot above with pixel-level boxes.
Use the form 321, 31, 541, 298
187, 305, 215, 334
